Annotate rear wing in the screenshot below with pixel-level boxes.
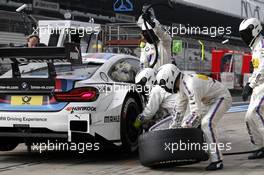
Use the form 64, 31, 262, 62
0, 42, 82, 78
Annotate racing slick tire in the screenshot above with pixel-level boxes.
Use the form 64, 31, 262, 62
138, 128, 209, 167
120, 97, 142, 153
0, 138, 19, 151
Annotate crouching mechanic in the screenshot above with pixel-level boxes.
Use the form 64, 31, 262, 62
137, 11, 174, 71
133, 68, 177, 129
239, 18, 264, 159
156, 64, 232, 171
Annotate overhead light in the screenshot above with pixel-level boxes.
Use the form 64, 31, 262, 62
16, 4, 28, 13
222, 39, 229, 45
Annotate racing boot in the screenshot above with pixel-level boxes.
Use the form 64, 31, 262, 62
248, 148, 264, 159
205, 160, 223, 171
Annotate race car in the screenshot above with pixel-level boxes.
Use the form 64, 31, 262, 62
0, 44, 143, 152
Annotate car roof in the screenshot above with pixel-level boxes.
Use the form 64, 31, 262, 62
82, 53, 115, 63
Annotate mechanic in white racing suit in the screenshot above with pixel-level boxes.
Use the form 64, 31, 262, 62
156, 64, 232, 171
137, 11, 173, 71
239, 18, 264, 159
133, 68, 177, 129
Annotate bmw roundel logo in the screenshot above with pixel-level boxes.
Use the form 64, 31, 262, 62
21, 82, 29, 90
145, 47, 150, 52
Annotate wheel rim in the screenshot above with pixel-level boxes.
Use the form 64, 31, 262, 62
125, 102, 141, 147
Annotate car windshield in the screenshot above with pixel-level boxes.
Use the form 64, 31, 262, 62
0, 63, 102, 78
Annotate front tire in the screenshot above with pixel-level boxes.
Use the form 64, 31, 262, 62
120, 97, 142, 152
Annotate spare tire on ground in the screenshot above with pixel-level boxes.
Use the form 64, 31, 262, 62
138, 117, 209, 167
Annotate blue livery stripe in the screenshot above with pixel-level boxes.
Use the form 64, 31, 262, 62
0, 102, 67, 112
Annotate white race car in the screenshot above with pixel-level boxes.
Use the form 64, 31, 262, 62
0, 46, 143, 153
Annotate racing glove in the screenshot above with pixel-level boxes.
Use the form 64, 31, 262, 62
242, 83, 253, 101
142, 11, 156, 28
133, 114, 145, 129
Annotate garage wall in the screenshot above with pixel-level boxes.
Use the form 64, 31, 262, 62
0, 31, 25, 45
183, 0, 240, 16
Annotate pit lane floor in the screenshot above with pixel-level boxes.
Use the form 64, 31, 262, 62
0, 111, 263, 175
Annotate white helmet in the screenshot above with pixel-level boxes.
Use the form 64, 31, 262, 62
156, 64, 181, 93
239, 18, 262, 47
135, 68, 156, 89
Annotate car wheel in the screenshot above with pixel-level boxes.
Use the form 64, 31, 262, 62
0, 139, 19, 151
120, 97, 142, 152
139, 128, 209, 167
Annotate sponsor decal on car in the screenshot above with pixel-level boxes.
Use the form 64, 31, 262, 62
30, 85, 55, 90
21, 82, 29, 90
11, 95, 43, 106
104, 115, 120, 123
0, 86, 19, 90
0, 85, 54, 91
66, 106, 96, 112
0, 57, 68, 64
0, 116, 47, 122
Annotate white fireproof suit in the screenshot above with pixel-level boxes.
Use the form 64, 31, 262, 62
171, 73, 232, 162
246, 35, 264, 149
142, 85, 177, 121
137, 16, 172, 71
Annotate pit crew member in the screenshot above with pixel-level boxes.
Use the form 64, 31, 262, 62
133, 68, 177, 129
239, 18, 264, 159
137, 11, 173, 70
156, 64, 232, 171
